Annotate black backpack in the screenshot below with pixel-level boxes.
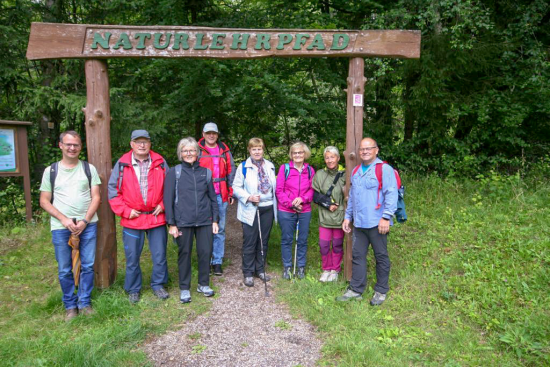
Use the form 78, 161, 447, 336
49, 160, 92, 203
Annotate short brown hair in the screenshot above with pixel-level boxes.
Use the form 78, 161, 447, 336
248, 137, 265, 150
59, 130, 81, 143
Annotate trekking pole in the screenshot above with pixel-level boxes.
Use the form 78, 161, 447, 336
256, 208, 269, 297
293, 219, 299, 279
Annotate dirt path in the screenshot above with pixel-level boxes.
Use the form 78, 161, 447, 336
144, 205, 322, 366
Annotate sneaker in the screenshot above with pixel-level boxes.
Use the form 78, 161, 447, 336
213, 264, 223, 276
244, 277, 254, 287
180, 290, 191, 303
297, 267, 305, 279
153, 287, 170, 300
319, 271, 331, 282
327, 270, 339, 282
65, 308, 78, 321
336, 288, 363, 302
79, 306, 95, 316
256, 273, 271, 282
197, 285, 215, 297
282, 267, 292, 280
128, 292, 140, 304
370, 291, 387, 306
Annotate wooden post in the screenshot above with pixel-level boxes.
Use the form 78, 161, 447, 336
19, 127, 33, 222
84, 59, 117, 288
343, 57, 366, 281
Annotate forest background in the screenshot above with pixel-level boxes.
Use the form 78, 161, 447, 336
1, 0, 549, 221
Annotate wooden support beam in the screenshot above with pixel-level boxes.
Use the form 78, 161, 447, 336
343, 58, 366, 281
84, 60, 117, 288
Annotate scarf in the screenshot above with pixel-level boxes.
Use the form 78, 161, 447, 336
251, 158, 271, 194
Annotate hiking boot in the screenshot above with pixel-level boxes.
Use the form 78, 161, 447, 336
65, 308, 78, 321
256, 273, 271, 282
180, 290, 191, 303
197, 285, 215, 297
79, 306, 95, 316
336, 288, 363, 302
153, 287, 170, 300
282, 267, 292, 280
213, 264, 223, 276
370, 291, 387, 306
327, 270, 339, 282
319, 271, 331, 282
244, 277, 254, 287
297, 267, 306, 279
128, 292, 140, 304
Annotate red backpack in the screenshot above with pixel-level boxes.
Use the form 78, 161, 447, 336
352, 161, 402, 210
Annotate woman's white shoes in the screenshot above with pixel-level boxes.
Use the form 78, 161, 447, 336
320, 270, 339, 282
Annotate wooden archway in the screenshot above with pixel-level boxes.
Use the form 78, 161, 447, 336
27, 23, 420, 286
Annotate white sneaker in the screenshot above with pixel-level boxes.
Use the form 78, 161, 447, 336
328, 270, 339, 281
319, 271, 331, 282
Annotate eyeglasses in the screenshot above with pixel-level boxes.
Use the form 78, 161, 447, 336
133, 140, 150, 146
181, 149, 197, 155
61, 143, 81, 149
359, 146, 377, 152
292, 151, 305, 156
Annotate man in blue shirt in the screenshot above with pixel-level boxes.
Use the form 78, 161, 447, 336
337, 138, 398, 305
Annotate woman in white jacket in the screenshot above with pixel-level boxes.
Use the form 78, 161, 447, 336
232, 138, 278, 287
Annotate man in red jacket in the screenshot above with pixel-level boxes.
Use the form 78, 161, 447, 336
108, 130, 169, 304
198, 122, 236, 276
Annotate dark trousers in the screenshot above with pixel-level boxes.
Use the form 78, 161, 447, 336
349, 226, 390, 294
175, 225, 213, 290
242, 206, 274, 277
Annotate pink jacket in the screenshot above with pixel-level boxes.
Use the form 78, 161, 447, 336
275, 161, 315, 213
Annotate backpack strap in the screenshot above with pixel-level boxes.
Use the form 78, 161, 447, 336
325, 171, 344, 198
49, 162, 59, 204
284, 163, 290, 180
351, 165, 361, 177
241, 162, 247, 179
374, 162, 386, 210
82, 160, 92, 190
307, 165, 312, 180
175, 164, 182, 205
117, 162, 130, 191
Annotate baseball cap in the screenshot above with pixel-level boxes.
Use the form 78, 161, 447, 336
131, 130, 151, 140
202, 122, 219, 133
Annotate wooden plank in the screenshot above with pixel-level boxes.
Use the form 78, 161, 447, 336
343, 58, 365, 281
0, 120, 32, 125
27, 23, 420, 60
84, 59, 117, 288
18, 127, 33, 222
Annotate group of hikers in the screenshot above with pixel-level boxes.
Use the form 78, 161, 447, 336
39, 122, 398, 321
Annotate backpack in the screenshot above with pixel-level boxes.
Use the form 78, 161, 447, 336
174, 164, 212, 204
352, 161, 407, 223
49, 160, 91, 204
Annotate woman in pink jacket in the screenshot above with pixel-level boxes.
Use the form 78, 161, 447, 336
276, 141, 315, 280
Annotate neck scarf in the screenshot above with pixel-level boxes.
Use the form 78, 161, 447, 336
251, 158, 271, 194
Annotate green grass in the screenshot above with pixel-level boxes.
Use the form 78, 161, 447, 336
269, 173, 550, 366
0, 219, 212, 366
0, 174, 548, 366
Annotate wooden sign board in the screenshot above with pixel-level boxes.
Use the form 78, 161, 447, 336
27, 23, 421, 60
0, 121, 33, 221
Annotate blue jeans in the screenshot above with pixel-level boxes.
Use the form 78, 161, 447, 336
122, 225, 168, 294
278, 210, 312, 268
211, 194, 228, 265
51, 223, 97, 310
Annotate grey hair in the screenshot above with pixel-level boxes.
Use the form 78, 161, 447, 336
323, 146, 340, 159
176, 137, 200, 161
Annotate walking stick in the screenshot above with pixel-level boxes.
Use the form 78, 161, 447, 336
293, 219, 299, 279
257, 208, 269, 297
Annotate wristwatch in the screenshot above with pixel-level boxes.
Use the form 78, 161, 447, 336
81, 219, 89, 225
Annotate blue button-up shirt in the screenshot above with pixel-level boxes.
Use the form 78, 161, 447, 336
345, 158, 398, 229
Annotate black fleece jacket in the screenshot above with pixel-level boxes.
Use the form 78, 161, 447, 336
164, 161, 219, 227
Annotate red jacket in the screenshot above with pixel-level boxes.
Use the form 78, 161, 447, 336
108, 150, 167, 229
198, 138, 235, 202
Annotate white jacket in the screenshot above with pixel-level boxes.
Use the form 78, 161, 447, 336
232, 157, 278, 226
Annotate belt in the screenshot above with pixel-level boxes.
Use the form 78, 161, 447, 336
141, 210, 155, 214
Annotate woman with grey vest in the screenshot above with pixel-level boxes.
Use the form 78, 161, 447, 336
232, 138, 277, 287
164, 137, 219, 303
312, 146, 346, 282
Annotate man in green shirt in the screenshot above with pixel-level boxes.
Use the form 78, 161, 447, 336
39, 131, 101, 321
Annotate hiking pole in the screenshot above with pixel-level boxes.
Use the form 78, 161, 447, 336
293, 219, 299, 279
256, 207, 269, 297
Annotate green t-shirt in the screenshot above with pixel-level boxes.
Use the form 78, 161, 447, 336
40, 161, 101, 230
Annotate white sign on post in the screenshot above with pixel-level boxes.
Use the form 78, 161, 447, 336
353, 94, 363, 107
